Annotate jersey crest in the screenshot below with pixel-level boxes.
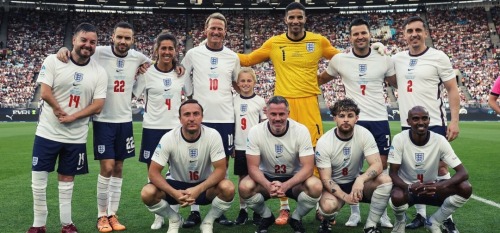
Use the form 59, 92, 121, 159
414, 152, 424, 164
163, 78, 172, 88
144, 150, 150, 159
74, 72, 84, 82
210, 57, 218, 67
409, 58, 418, 68
240, 104, 248, 114
189, 148, 198, 158
275, 144, 283, 154
358, 64, 367, 73
98, 145, 106, 154
306, 43, 315, 52
117, 58, 125, 68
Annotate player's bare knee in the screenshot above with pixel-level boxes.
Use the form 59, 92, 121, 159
141, 184, 159, 205
390, 188, 406, 206
319, 196, 340, 213
457, 180, 472, 198
218, 179, 235, 200
238, 177, 256, 199
304, 177, 322, 198
377, 173, 392, 184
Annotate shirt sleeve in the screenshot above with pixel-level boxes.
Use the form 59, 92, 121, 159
297, 125, 314, 157
491, 77, 500, 96
438, 137, 462, 169
385, 55, 396, 77
238, 37, 273, 67
209, 130, 226, 163
181, 51, 194, 97
387, 133, 403, 165
37, 56, 56, 87
152, 135, 170, 167
315, 134, 332, 168
436, 50, 455, 82
132, 73, 146, 98
321, 36, 341, 60
246, 125, 261, 156
325, 55, 340, 77
94, 66, 108, 99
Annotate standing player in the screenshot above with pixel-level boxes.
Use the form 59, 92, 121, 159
392, 16, 460, 232
141, 99, 235, 233
315, 98, 393, 233
182, 12, 240, 227
388, 106, 472, 233
317, 18, 396, 228
239, 96, 323, 233
57, 21, 153, 232
27, 23, 107, 233
232, 67, 267, 225
132, 33, 184, 230
238, 2, 341, 223
488, 77, 500, 114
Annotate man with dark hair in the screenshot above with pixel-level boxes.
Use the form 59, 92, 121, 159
318, 18, 396, 228
57, 21, 151, 232
239, 96, 323, 233
388, 106, 472, 233
141, 99, 235, 233
27, 22, 107, 233
393, 16, 461, 232
315, 98, 392, 233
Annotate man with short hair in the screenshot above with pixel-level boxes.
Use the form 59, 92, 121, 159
27, 22, 107, 233
239, 96, 323, 233
388, 106, 472, 233
141, 99, 235, 233
392, 16, 461, 232
315, 98, 393, 233
317, 18, 396, 228
182, 12, 241, 227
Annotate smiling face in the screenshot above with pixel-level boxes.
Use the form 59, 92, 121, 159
407, 106, 430, 136
350, 24, 371, 53
285, 9, 306, 38
156, 39, 176, 68
205, 18, 226, 49
266, 103, 289, 135
404, 20, 428, 54
72, 31, 97, 61
237, 72, 256, 96
112, 27, 134, 56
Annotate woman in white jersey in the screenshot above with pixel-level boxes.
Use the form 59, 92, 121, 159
132, 32, 184, 230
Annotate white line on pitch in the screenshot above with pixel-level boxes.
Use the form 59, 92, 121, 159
471, 194, 500, 208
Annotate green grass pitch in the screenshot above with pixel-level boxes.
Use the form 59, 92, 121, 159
0, 121, 499, 233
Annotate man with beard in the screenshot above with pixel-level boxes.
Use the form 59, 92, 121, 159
388, 106, 472, 233
315, 98, 393, 233
317, 18, 396, 228
182, 12, 240, 227
239, 96, 322, 233
392, 16, 460, 232
141, 99, 235, 233
27, 23, 107, 233
57, 22, 151, 232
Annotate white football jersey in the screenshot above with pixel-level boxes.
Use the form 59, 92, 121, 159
36, 55, 107, 143
388, 130, 462, 184
133, 64, 183, 129
182, 45, 240, 123
152, 125, 226, 183
92, 46, 151, 123
393, 48, 455, 127
326, 49, 395, 121
246, 119, 314, 178
315, 125, 379, 184
233, 94, 267, 150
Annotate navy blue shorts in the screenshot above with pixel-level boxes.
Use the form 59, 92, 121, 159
263, 174, 296, 200
234, 150, 248, 176
139, 128, 170, 164
203, 122, 235, 156
93, 121, 135, 160
338, 180, 371, 203
32, 135, 88, 176
357, 121, 391, 156
164, 179, 211, 205
402, 125, 446, 137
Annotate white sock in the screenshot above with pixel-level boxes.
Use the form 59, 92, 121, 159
365, 182, 392, 228
203, 196, 233, 224
191, 204, 200, 212
245, 193, 271, 218
383, 168, 389, 175
430, 195, 468, 224
147, 199, 180, 221
32, 171, 48, 227
350, 203, 360, 216
291, 192, 320, 220
389, 198, 408, 222
279, 197, 290, 210
415, 204, 426, 218
170, 204, 180, 213
97, 175, 110, 217
240, 200, 247, 210
59, 181, 74, 226
318, 207, 338, 221
108, 176, 123, 216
